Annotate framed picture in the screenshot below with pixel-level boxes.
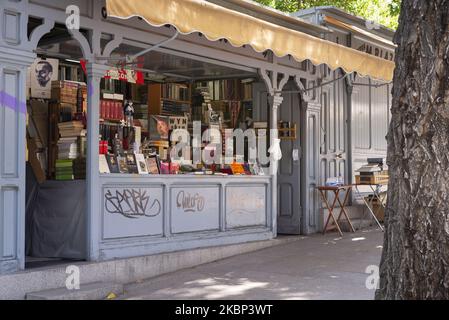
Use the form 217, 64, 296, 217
149, 115, 170, 140
145, 155, 160, 174
30, 58, 59, 99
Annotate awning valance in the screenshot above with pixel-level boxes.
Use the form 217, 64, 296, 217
106, 0, 395, 82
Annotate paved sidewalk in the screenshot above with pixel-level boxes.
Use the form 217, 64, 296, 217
121, 228, 383, 300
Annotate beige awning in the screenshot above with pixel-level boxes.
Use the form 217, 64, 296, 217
106, 0, 395, 81
323, 16, 395, 49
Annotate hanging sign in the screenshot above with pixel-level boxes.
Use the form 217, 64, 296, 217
80, 59, 144, 84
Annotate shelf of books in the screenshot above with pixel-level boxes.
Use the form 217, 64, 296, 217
26, 56, 263, 180
92, 77, 264, 176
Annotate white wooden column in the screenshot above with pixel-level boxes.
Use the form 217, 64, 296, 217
85, 63, 108, 261
259, 69, 289, 238
66, 24, 122, 261
268, 94, 283, 238
268, 94, 284, 175
0, 49, 35, 273
0, 0, 46, 273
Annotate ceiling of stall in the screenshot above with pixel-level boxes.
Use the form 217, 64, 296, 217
34, 28, 257, 82
110, 43, 258, 82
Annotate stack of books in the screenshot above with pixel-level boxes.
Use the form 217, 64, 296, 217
57, 137, 78, 159
78, 135, 87, 158
356, 158, 388, 184
73, 157, 86, 179
77, 84, 87, 113
160, 100, 190, 116
58, 121, 84, 137
51, 81, 79, 104
55, 159, 74, 180
57, 121, 85, 160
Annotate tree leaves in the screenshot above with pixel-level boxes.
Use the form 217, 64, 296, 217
253, 0, 400, 30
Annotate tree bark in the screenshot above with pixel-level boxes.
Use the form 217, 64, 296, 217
376, 0, 449, 299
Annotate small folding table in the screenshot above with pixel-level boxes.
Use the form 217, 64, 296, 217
353, 183, 386, 231
316, 185, 356, 236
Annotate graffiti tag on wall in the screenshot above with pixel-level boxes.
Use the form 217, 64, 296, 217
176, 190, 205, 213
105, 188, 161, 218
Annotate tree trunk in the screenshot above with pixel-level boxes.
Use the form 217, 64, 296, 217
376, 0, 449, 299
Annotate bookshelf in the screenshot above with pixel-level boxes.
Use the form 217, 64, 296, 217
148, 83, 192, 117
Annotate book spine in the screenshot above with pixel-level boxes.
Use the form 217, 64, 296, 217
100, 100, 105, 119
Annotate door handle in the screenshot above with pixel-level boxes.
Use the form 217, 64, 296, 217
336, 153, 343, 159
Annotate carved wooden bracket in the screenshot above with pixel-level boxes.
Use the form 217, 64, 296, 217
294, 75, 314, 103
67, 28, 123, 63
259, 68, 289, 108
28, 18, 55, 50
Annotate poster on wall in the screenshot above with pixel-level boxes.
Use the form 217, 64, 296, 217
30, 58, 59, 99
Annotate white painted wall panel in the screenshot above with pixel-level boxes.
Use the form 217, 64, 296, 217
3, 10, 20, 44
372, 83, 389, 151
171, 186, 220, 233
1, 187, 17, 259
2, 71, 19, 177
102, 186, 164, 239
352, 77, 371, 150
226, 186, 266, 228
0, 59, 27, 271
337, 75, 346, 153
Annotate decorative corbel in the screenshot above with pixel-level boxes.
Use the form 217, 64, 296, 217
28, 18, 55, 51
259, 68, 275, 96
67, 28, 123, 63
67, 28, 93, 60
259, 68, 289, 104
277, 73, 289, 95
345, 73, 354, 95
294, 75, 313, 103
103, 34, 124, 58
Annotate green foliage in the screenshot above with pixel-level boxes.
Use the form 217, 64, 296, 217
253, 0, 399, 30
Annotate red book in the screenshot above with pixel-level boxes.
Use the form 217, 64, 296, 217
100, 100, 105, 119
113, 101, 119, 120
106, 100, 111, 119
117, 101, 123, 120
109, 101, 114, 120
